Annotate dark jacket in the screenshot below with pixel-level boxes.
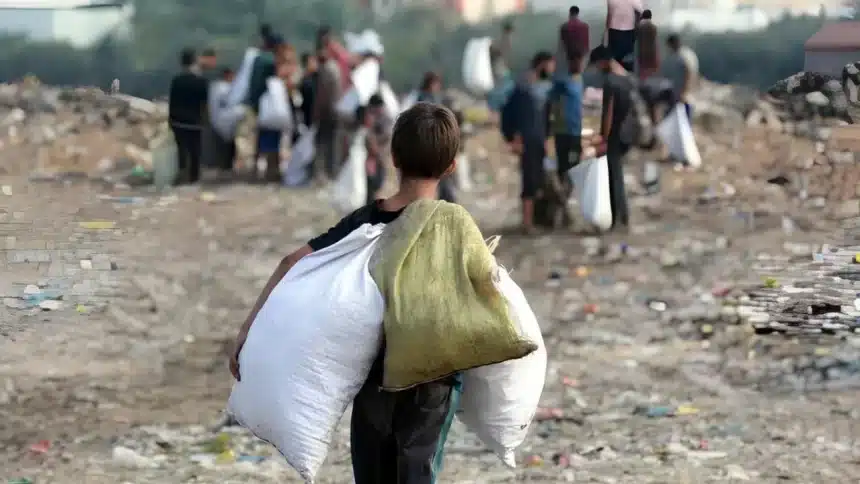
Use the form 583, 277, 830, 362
168, 71, 209, 129
503, 75, 552, 144
246, 51, 276, 111
299, 72, 317, 126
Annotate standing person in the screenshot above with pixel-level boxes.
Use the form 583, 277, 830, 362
317, 26, 354, 90
661, 34, 698, 120
197, 48, 221, 171
589, 45, 644, 231
605, 0, 643, 72
230, 103, 465, 484
257, 58, 297, 183
356, 104, 383, 205
636, 10, 659, 80
546, 52, 584, 227
502, 52, 555, 234
313, 41, 344, 181
557, 6, 590, 79
490, 21, 514, 84
299, 53, 318, 128
209, 67, 240, 178
168, 48, 209, 185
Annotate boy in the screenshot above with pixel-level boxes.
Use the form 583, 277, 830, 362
502, 51, 555, 233
356, 104, 384, 204
168, 48, 208, 185
230, 102, 461, 483
208, 67, 239, 177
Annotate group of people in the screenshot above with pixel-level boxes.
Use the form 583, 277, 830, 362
499, 2, 700, 234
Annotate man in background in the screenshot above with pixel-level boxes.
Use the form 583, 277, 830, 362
556, 6, 589, 80
197, 48, 221, 172
661, 34, 698, 120
636, 10, 659, 80
299, 53, 318, 128
490, 21, 514, 84
168, 48, 209, 185
605, 0, 643, 72
313, 32, 344, 181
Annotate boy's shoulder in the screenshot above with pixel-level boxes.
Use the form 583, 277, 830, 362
308, 201, 403, 251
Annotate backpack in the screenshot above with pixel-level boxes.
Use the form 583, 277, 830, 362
610, 76, 654, 149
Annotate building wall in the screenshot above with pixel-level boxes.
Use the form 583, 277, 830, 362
0, 3, 133, 48
805, 50, 860, 77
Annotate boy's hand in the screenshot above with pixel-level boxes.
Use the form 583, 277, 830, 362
229, 331, 247, 381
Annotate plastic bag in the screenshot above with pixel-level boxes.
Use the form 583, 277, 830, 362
258, 78, 292, 131
656, 104, 701, 168
227, 224, 385, 483
151, 130, 178, 190
336, 59, 381, 120
455, 153, 473, 192
210, 81, 246, 139
459, 266, 547, 467
226, 47, 259, 107
569, 156, 613, 231
283, 126, 317, 187
345, 29, 384, 56
462, 37, 494, 95
379, 81, 399, 120
331, 130, 368, 213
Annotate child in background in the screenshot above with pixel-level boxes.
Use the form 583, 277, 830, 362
257, 59, 297, 182
356, 104, 384, 204
209, 67, 239, 177
230, 102, 463, 483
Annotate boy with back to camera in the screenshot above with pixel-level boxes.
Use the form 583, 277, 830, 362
230, 102, 462, 483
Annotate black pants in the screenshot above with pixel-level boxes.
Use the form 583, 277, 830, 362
555, 133, 581, 176
607, 142, 630, 227
351, 355, 456, 484
520, 141, 545, 199
316, 121, 342, 178
171, 126, 201, 184
608, 29, 636, 72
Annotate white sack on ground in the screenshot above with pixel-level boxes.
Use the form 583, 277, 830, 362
283, 126, 316, 187
227, 224, 385, 483
459, 266, 547, 467
656, 103, 702, 168
569, 156, 613, 231
331, 129, 368, 213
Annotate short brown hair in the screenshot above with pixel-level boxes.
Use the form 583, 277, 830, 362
391, 102, 460, 179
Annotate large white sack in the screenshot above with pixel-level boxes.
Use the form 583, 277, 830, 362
379, 81, 399, 120
656, 104, 701, 168
459, 266, 547, 467
283, 125, 317, 186
210, 81, 247, 139
454, 152, 473, 192
226, 47, 259, 107
258, 77, 293, 131
462, 37, 494, 95
335, 59, 381, 119
227, 224, 385, 483
331, 129, 368, 213
569, 156, 613, 231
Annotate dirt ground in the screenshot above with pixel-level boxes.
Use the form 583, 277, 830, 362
1, 128, 859, 483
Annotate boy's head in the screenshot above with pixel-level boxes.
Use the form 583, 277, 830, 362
199, 48, 217, 69
588, 44, 614, 72
391, 102, 459, 179
569, 5, 579, 17
179, 48, 196, 68
367, 94, 385, 117
642, 9, 652, 20
221, 67, 234, 82
531, 51, 555, 80
667, 33, 681, 51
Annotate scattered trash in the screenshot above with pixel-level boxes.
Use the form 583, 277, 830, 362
79, 220, 116, 230
29, 440, 50, 454
1, 185, 11, 196
763, 277, 779, 288
634, 405, 699, 418
647, 299, 668, 312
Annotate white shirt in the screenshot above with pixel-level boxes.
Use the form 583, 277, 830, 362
607, 0, 643, 31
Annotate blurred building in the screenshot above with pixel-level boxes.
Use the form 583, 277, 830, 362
804, 21, 860, 76
362, 0, 526, 23
0, 0, 133, 48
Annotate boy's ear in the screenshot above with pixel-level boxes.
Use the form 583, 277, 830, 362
443, 158, 457, 176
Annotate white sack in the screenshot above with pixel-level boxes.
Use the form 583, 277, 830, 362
459, 267, 547, 467
283, 125, 317, 186
226, 47, 259, 107
569, 156, 613, 231
345, 29, 384, 56
210, 80, 246, 139
656, 104, 701, 168
462, 37, 494, 95
455, 152, 473, 192
258, 77, 293, 132
331, 129, 368, 213
227, 224, 385, 483
379, 81, 399, 120
335, 59, 381, 120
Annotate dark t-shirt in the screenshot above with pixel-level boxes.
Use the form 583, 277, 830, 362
308, 200, 404, 251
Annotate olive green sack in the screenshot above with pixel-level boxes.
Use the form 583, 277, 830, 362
369, 200, 537, 391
